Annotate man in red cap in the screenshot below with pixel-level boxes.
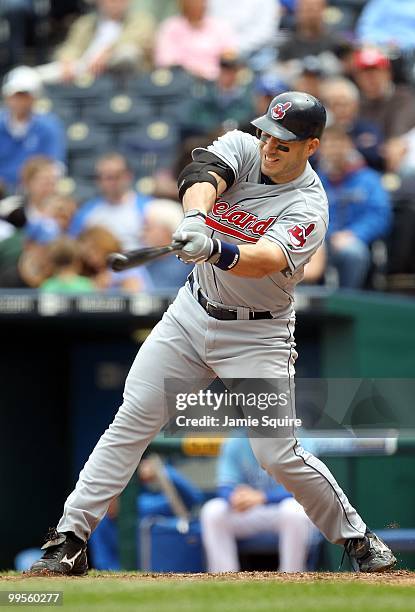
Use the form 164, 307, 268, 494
353, 48, 415, 140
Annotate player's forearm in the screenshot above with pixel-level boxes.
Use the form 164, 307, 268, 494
181, 173, 227, 215
227, 240, 289, 278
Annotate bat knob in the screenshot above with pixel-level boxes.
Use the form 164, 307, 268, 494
107, 252, 128, 272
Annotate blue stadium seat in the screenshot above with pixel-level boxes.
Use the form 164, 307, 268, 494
83, 95, 153, 137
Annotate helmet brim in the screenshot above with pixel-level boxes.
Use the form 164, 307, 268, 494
251, 115, 299, 142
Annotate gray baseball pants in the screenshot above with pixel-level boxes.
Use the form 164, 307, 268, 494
57, 283, 366, 544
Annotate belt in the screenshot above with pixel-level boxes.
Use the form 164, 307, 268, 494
188, 273, 273, 321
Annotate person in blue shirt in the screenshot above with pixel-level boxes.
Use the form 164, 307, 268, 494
318, 125, 391, 288
0, 66, 66, 193
69, 153, 150, 252
89, 457, 203, 570
200, 435, 315, 572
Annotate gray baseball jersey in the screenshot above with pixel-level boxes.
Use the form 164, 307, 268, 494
192, 130, 328, 316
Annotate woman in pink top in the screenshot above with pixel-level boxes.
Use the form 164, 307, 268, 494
154, 0, 237, 81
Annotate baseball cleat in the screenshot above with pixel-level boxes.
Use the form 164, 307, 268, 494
28, 528, 88, 576
345, 532, 397, 572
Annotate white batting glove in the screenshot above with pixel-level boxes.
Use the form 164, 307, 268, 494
173, 230, 216, 264
174, 209, 211, 237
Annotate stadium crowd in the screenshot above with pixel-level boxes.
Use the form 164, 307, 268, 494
0, 0, 415, 293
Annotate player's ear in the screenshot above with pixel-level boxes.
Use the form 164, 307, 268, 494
307, 138, 320, 157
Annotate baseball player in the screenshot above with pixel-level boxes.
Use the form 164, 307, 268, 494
29, 91, 396, 575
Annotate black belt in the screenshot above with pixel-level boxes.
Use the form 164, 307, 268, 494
188, 273, 273, 321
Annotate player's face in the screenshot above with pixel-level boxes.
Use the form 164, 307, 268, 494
259, 132, 319, 183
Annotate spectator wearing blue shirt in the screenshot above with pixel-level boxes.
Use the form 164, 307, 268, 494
200, 435, 315, 572
70, 153, 150, 251
0, 66, 66, 193
318, 126, 391, 288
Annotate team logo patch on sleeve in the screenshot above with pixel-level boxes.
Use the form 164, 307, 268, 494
271, 102, 292, 120
287, 223, 316, 249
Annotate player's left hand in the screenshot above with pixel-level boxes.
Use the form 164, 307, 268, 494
172, 230, 215, 264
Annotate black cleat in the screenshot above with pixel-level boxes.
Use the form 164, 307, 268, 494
345, 532, 397, 573
28, 528, 88, 576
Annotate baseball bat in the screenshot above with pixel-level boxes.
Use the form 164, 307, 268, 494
107, 240, 186, 272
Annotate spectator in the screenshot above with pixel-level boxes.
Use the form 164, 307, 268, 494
318, 126, 391, 288
89, 457, 203, 570
0, 67, 65, 193
141, 198, 190, 291
69, 153, 150, 250
292, 55, 326, 99
40, 237, 95, 293
353, 48, 415, 140
185, 53, 255, 136
154, 0, 237, 81
201, 435, 315, 572
36, 0, 155, 84
356, 0, 415, 52
77, 225, 152, 293
276, 0, 340, 74
0, 156, 62, 287
321, 77, 384, 171
208, 0, 280, 70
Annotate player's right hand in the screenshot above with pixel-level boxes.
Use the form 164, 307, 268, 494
172, 230, 214, 264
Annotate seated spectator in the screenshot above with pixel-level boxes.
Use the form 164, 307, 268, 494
69, 152, 150, 250
276, 0, 340, 78
36, 0, 155, 84
185, 52, 255, 136
141, 198, 190, 291
89, 456, 203, 570
40, 237, 95, 293
0, 67, 65, 193
77, 225, 152, 293
321, 77, 384, 171
356, 0, 415, 53
318, 126, 391, 288
201, 435, 315, 572
353, 48, 415, 141
0, 156, 61, 234
383, 129, 415, 177
0, 156, 64, 287
208, 0, 279, 71
154, 0, 237, 81
292, 55, 326, 100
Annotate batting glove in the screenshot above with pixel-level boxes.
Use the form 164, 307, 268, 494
174, 209, 211, 237
172, 230, 219, 264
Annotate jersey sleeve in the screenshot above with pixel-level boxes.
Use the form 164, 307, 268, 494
192, 130, 258, 182
263, 206, 327, 273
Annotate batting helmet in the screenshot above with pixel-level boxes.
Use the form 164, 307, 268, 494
251, 91, 327, 142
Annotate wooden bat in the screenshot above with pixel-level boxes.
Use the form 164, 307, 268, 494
107, 241, 186, 272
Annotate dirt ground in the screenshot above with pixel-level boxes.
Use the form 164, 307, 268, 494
2, 570, 415, 585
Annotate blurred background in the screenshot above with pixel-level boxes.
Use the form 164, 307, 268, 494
1, 0, 415, 574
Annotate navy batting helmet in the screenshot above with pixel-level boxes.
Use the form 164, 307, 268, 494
251, 91, 327, 142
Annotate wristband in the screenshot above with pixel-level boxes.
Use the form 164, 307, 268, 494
209, 239, 240, 270
184, 209, 207, 221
